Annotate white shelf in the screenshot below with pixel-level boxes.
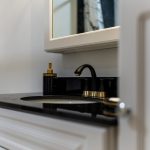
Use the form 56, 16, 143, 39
44, 26, 120, 54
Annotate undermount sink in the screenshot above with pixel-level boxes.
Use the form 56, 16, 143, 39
21, 95, 99, 105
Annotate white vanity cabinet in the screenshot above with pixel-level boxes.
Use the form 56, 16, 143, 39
0, 108, 116, 150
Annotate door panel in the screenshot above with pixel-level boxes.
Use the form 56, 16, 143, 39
119, 0, 150, 150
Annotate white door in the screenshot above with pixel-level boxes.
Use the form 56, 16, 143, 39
119, 0, 150, 150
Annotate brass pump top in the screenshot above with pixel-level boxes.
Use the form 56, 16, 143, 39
47, 63, 53, 74
44, 63, 57, 77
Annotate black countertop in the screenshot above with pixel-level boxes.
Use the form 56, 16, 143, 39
0, 93, 118, 127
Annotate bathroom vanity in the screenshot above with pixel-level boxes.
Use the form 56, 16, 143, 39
0, 93, 117, 150
0, 71, 119, 150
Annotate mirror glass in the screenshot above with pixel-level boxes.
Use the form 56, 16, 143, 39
52, 0, 119, 38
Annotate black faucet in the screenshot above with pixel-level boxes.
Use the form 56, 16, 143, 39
74, 64, 97, 91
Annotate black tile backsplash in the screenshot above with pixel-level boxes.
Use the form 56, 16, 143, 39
43, 77, 118, 97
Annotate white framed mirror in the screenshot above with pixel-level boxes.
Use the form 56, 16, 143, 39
44, 0, 120, 53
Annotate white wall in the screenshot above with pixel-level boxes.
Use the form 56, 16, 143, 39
0, 0, 62, 94
61, 48, 118, 77
0, 0, 118, 94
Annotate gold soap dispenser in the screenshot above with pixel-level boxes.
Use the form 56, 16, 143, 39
43, 63, 57, 95
44, 63, 57, 77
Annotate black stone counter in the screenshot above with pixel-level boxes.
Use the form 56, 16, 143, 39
0, 93, 118, 127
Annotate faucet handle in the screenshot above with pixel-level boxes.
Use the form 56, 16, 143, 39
82, 91, 98, 98
96, 91, 106, 99
82, 91, 91, 97
82, 91, 106, 98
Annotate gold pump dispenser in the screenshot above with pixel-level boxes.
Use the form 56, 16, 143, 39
43, 63, 57, 95
44, 63, 57, 77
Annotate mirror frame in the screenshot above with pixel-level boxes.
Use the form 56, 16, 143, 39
44, 0, 120, 53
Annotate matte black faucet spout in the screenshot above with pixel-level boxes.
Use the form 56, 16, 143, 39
74, 64, 97, 91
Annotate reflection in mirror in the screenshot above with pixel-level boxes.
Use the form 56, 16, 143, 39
52, 0, 118, 38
